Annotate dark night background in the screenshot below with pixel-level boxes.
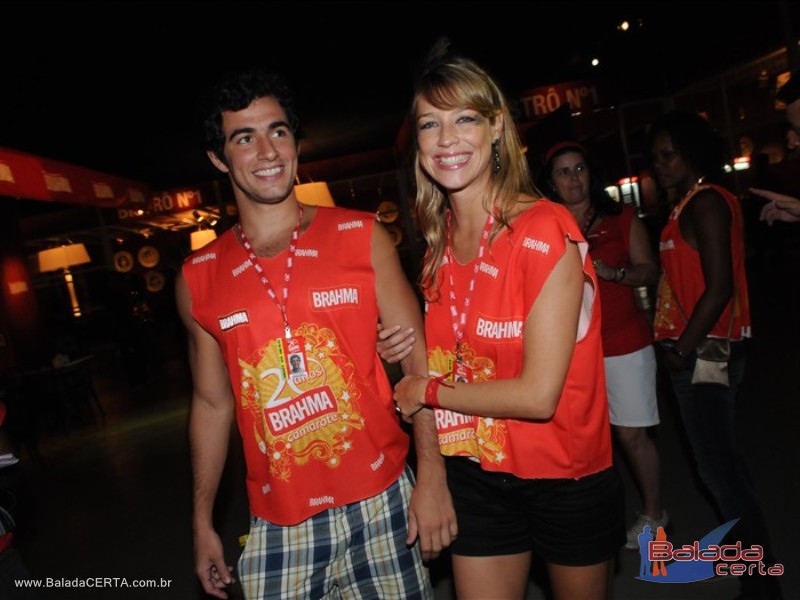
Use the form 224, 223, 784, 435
3, 1, 798, 189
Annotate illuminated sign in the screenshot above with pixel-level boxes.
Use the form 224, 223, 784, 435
515, 80, 601, 121
117, 189, 203, 221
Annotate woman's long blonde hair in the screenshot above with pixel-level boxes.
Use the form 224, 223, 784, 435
411, 40, 537, 299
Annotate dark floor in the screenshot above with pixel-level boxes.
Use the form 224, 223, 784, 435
4, 244, 800, 600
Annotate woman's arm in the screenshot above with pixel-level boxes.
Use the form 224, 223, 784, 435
625, 214, 659, 286
394, 240, 584, 420
672, 189, 734, 358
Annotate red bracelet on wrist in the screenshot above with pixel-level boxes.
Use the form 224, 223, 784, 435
424, 375, 454, 409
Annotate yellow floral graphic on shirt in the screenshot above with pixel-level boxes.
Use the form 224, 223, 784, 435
427, 344, 508, 465
238, 323, 364, 482
653, 276, 679, 333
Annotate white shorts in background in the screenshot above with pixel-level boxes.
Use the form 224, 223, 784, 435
604, 345, 659, 427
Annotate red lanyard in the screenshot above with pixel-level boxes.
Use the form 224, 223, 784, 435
238, 205, 304, 339
445, 210, 494, 360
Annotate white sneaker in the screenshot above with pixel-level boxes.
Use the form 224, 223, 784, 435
624, 510, 669, 550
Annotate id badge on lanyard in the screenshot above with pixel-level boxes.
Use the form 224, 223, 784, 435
280, 336, 308, 380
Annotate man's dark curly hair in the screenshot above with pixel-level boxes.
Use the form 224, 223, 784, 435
202, 68, 304, 165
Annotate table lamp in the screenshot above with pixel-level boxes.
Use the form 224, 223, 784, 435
37, 243, 91, 317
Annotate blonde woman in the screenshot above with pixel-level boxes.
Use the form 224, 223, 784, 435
388, 41, 624, 600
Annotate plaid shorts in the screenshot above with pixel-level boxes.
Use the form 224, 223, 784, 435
238, 465, 432, 599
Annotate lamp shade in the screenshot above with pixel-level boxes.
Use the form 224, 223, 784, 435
37, 243, 91, 272
191, 229, 217, 251
295, 182, 335, 207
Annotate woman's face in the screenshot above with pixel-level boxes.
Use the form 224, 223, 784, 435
649, 130, 695, 192
415, 96, 501, 194
549, 151, 590, 206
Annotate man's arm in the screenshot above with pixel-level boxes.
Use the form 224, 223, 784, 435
176, 273, 237, 598
371, 224, 457, 561
377, 323, 417, 364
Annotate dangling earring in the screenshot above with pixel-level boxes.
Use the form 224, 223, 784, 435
492, 139, 501, 174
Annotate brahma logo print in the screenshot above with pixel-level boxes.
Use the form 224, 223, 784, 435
637, 519, 784, 583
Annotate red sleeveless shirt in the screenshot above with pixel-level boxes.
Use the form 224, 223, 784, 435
183, 207, 408, 525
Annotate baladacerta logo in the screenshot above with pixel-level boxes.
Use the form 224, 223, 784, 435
636, 519, 784, 583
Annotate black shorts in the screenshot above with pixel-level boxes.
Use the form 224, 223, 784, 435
446, 457, 626, 566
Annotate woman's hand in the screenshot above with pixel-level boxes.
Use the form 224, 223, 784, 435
377, 324, 417, 364
661, 341, 690, 372
393, 375, 428, 422
591, 258, 618, 281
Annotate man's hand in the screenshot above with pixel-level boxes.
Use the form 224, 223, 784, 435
752, 188, 800, 225
407, 473, 458, 562
194, 528, 235, 598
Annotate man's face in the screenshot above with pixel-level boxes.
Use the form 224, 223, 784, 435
207, 96, 299, 206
